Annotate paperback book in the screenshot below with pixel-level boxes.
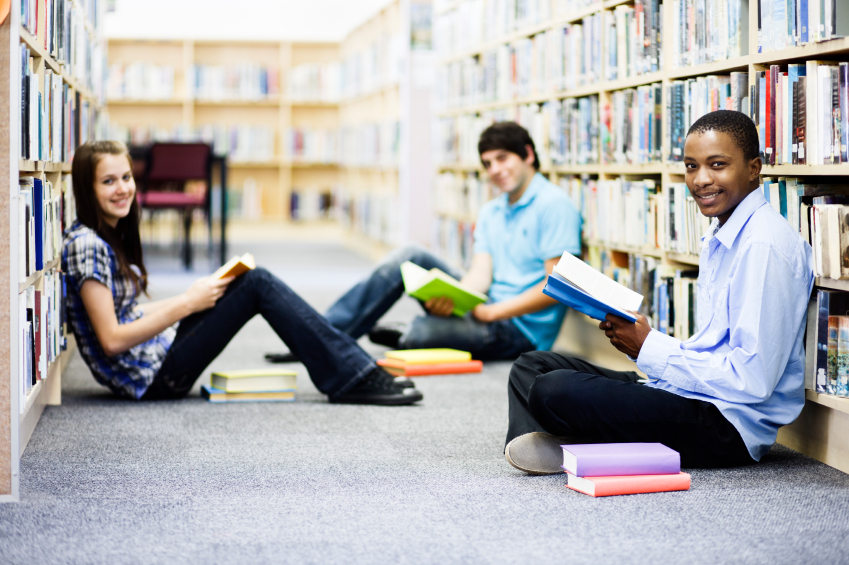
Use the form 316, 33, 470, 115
561, 443, 681, 477
210, 369, 297, 393
566, 472, 691, 497
400, 261, 487, 317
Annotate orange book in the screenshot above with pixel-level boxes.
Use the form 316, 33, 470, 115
377, 358, 483, 377
212, 252, 255, 279
566, 472, 691, 497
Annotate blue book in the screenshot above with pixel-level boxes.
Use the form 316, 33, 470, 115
801, 0, 809, 42
32, 177, 43, 271
200, 384, 296, 403
763, 178, 772, 203
778, 179, 788, 218
543, 272, 638, 323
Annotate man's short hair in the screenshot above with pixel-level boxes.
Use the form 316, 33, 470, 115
686, 110, 760, 161
478, 121, 540, 170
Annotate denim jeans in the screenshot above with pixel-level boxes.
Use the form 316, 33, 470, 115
143, 268, 375, 400
325, 245, 535, 361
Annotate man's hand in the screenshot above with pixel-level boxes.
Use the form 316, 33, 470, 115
471, 303, 500, 323
599, 311, 652, 358
425, 296, 455, 317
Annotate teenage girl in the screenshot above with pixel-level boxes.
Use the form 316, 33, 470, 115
62, 140, 421, 405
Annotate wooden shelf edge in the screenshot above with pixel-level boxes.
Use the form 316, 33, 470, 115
816, 277, 849, 292
19, 258, 62, 294
805, 389, 849, 414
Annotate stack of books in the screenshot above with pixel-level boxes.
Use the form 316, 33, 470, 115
377, 349, 483, 377
201, 369, 297, 403
562, 443, 691, 497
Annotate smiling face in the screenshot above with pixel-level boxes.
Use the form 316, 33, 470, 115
683, 130, 762, 225
93, 153, 136, 228
480, 146, 537, 203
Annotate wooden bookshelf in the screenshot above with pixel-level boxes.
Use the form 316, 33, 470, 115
433, 0, 849, 472
2, 0, 103, 501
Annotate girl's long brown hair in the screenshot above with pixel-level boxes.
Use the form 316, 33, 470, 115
72, 141, 148, 294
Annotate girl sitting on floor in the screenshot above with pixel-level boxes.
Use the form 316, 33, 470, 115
62, 140, 421, 405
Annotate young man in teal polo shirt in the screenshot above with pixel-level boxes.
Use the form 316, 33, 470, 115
317, 121, 582, 360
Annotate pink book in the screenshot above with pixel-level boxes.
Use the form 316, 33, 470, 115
566, 472, 691, 497
560, 443, 680, 477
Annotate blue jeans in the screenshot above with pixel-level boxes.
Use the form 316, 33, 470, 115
325, 245, 535, 361
143, 268, 375, 400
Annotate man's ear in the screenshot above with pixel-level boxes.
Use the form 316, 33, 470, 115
748, 156, 762, 183
524, 144, 536, 166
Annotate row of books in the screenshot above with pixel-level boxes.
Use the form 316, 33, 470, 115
751, 62, 849, 166
187, 64, 281, 101
758, 0, 841, 53
290, 188, 334, 222
434, 172, 491, 220
432, 216, 475, 270
201, 370, 297, 403
377, 349, 482, 377
605, 2, 663, 81
18, 269, 66, 412
671, 0, 746, 68
106, 62, 176, 100
21, 0, 104, 95
107, 124, 276, 163
546, 95, 600, 165
338, 122, 400, 168
810, 290, 849, 397
434, 0, 553, 59
601, 83, 663, 165
18, 176, 66, 283
283, 128, 338, 164
286, 35, 403, 102
21, 49, 69, 162
335, 188, 400, 245
807, 194, 849, 280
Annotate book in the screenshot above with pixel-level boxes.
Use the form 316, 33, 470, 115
828, 315, 839, 394
200, 385, 295, 403
377, 358, 483, 376
566, 472, 691, 497
839, 316, 849, 397
543, 252, 644, 323
384, 348, 472, 364
399, 261, 487, 317
212, 252, 255, 280
561, 442, 681, 476
210, 369, 297, 393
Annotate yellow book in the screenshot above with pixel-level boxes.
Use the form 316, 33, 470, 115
212, 252, 256, 279
210, 369, 297, 392
384, 348, 472, 364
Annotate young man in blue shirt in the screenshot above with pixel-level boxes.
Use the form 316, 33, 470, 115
505, 110, 815, 474
318, 121, 582, 360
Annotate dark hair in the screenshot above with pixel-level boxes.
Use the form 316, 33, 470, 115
478, 121, 540, 170
686, 110, 760, 161
72, 141, 148, 294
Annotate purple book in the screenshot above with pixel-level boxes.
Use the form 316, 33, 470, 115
560, 443, 681, 477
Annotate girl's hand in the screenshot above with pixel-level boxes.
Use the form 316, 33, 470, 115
184, 276, 234, 313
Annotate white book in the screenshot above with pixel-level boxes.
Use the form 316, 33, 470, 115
552, 251, 643, 313
806, 60, 820, 165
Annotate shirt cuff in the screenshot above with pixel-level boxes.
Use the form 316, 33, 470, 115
636, 329, 681, 379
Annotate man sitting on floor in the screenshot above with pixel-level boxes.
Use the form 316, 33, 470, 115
504, 110, 814, 473
316, 121, 582, 361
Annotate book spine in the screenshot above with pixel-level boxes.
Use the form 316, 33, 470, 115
839, 316, 849, 397
829, 315, 839, 394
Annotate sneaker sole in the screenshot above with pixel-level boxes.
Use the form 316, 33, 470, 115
330, 390, 423, 406
505, 432, 567, 475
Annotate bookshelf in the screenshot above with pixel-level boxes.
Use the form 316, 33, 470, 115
106, 0, 435, 257
433, 0, 849, 472
2, 0, 102, 501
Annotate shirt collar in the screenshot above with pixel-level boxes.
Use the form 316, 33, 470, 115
714, 188, 768, 249
494, 172, 544, 211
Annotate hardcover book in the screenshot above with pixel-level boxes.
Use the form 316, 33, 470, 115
384, 349, 472, 364
201, 385, 296, 403
561, 442, 681, 477
213, 252, 255, 280
377, 358, 483, 376
210, 369, 297, 393
543, 251, 643, 323
400, 261, 487, 317
566, 472, 691, 497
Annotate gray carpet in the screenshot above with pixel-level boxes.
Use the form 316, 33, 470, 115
3, 242, 849, 565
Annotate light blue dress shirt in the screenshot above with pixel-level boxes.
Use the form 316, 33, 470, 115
474, 173, 582, 351
637, 188, 814, 461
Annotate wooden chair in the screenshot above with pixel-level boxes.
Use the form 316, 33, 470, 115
135, 142, 213, 269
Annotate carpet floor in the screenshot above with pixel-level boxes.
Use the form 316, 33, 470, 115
2, 242, 849, 565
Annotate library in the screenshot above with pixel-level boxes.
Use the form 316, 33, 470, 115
3, 0, 849, 562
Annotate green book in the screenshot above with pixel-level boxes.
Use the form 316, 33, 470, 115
400, 261, 487, 317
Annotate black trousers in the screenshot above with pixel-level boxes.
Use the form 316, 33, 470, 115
506, 351, 756, 468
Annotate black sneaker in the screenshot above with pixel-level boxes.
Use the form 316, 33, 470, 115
368, 324, 406, 348
265, 352, 300, 363
330, 368, 423, 405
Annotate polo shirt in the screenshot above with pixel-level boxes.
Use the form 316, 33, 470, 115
473, 172, 582, 350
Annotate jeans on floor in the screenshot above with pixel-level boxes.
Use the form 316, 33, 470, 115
142, 268, 375, 400
506, 351, 756, 468
324, 245, 535, 361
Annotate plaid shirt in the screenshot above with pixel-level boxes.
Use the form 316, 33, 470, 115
62, 221, 175, 399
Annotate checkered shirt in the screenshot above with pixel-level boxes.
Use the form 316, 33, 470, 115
62, 221, 175, 399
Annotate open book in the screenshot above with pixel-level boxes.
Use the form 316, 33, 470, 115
542, 252, 643, 323
212, 252, 255, 279
400, 261, 487, 317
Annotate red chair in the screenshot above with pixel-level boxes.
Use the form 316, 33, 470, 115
136, 143, 213, 269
